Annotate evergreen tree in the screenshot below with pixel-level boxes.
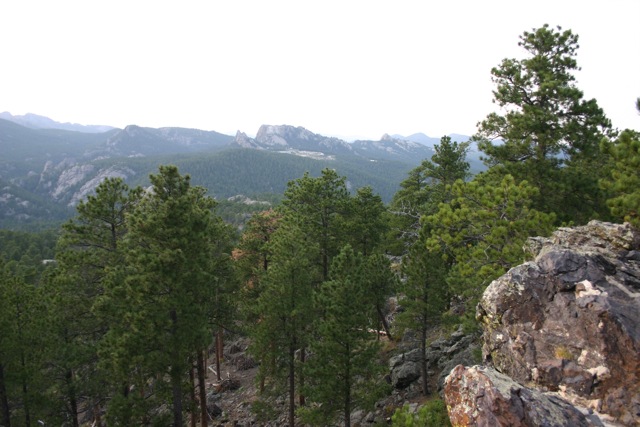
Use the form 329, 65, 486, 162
362, 253, 398, 340
280, 168, 351, 280
301, 246, 387, 427
234, 209, 282, 330
0, 260, 50, 427
98, 165, 229, 426
249, 222, 320, 427
345, 187, 388, 257
395, 234, 448, 395
600, 129, 640, 227
389, 136, 470, 251
474, 25, 612, 223
45, 177, 142, 427
426, 175, 555, 312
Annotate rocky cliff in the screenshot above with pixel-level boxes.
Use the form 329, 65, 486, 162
445, 221, 640, 426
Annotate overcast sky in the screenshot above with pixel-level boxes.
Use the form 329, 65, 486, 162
1, 1, 638, 140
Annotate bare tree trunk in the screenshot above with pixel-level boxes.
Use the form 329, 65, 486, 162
376, 304, 393, 341
288, 345, 295, 427
93, 403, 103, 427
344, 358, 351, 427
420, 326, 429, 396
65, 369, 79, 427
197, 350, 208, 427
298, 347, 305, 407
20, 352, 30, 427
189, 362, 197, 427
170, 309, 183, 427
171, 365, 183, 427
215, 329, 222, 382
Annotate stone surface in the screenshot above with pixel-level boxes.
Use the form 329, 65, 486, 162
444, 365, 605, 427
476, 221, 640, 424
388, 329, 480, 391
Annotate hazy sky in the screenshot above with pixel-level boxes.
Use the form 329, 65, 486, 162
1, 1, 638, 140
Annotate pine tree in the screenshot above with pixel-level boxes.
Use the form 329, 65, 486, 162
389, 136, 470, 251
47, 177, 142, 426
362, 253, 397, 340
345, 187, 388, 257
249, 222, 320, 427
0, 261, 50, 427
474, 25, 612, 223
426, 174, 555, 312
395, 233, 448, 395
280, 168, 351, 280
234, 209, 282, 331
600, 129, 640, 227
301, 246, 387, 427
98, 165, 229, 426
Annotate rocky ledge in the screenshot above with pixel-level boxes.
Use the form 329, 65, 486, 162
445, 221, 640, 426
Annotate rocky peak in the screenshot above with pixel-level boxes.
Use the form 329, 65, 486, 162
445, 221, 640, 426
233, 131, 258, 149
255, 124, 315, 145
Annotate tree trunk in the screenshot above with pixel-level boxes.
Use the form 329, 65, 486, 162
288, 345, 295, 427
189, 362, 197, 427
170, 309, 183, 427
65, 369, 79, 427
20, 352, 30, 427
197, 350, 208, 427
298, 347, 305, 407
93, 403, 103, 427
171, 365, 183, 427
0, 363, 11, 427
376, 304, 392, 341
215, 328, 223, 382
344, 357, 351, 427
420, 326, 429, 396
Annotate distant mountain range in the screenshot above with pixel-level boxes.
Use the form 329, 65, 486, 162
0, 112, 115, 133
0, 113, 484, 229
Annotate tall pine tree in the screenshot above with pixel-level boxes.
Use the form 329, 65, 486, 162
474, 25, 612, 223
98, 166, 229, 426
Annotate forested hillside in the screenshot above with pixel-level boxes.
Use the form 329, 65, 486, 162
0, 25, 638, 427
0, 120, 441, 229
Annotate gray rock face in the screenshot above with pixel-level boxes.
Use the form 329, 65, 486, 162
389, 329, 480, 392
477, 221, 640, 425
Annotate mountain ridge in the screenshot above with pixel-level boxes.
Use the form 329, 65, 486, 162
0, 114, 482, 229
0, 112, 115, 133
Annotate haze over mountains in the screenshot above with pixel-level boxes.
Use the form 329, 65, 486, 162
0, 112, 482, 229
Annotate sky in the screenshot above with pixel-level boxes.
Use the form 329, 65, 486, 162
1, 1, 638, 141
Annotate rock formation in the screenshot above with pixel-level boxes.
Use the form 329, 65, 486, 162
446, 365, 606, 426
445, 221, 640, 426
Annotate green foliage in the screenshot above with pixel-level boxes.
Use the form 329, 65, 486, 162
363, 253, 398, 337
600, 129, 640, 227
249, 222, 320, 426
391, 400, 451, 427
395, 235, 448, 330
345, 186, 389, 256
388, 136, 470, 253
300, 246, 388, 427
235, 209, 282, 331
475, 24, 613, 223
280, 168, 351, 280
426, 174, 555, 310
40, 177, 143, 425
0, 260, 53, 426
97, 165, 233, 425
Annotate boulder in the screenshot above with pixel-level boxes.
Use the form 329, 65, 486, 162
389, 332, 480, 391
444, 365, 605, 426
476, 221, 640, 424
